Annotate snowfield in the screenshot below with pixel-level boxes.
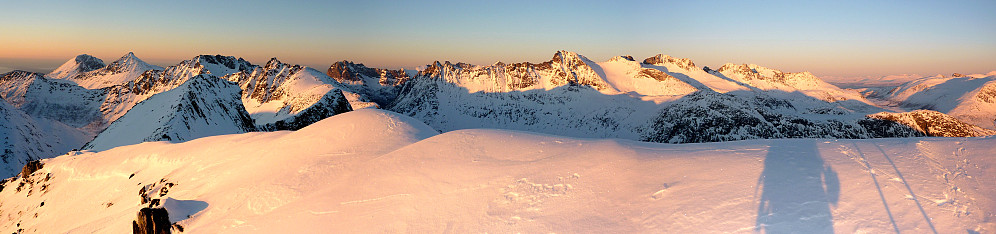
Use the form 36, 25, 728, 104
2, 109, 993, 233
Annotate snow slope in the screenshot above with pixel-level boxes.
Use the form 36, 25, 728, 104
0, 99, 89, 178
0, 109, 993, 233
45, 54, 106, 80
0, 71, 106, 129
883, 74, 996, 129
82, 75, 255, 152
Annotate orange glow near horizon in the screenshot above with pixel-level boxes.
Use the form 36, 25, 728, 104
1, 1, 993, 78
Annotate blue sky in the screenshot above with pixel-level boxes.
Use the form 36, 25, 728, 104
1, 0, 993, 77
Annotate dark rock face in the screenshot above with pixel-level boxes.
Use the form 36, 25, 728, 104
72, 54, 107, 74
133, 207, 171, 234
20, 160, 43, 179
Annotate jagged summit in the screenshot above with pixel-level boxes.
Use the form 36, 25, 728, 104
190, 55, 255, 76
46, 54, 106, 80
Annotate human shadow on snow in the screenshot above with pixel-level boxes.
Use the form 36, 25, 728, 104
755, 139, 839, 233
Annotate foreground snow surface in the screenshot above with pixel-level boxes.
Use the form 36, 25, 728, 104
1, 109, 994, 233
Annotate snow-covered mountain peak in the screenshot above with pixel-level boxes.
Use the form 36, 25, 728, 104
328, 60, 377, 82
608, 55, 636, 62
550, 50, 590, 65
190, 55, 255, 76
263, 57, 288, 70
642, 54, 697, 71
64, 52, 162, 89
1, 70, 44, 81
327, 60, 408, 86
46, 54, 105, 80
108, 52, 153, 70
82, 74, 255, 151
716, 63, 819, 85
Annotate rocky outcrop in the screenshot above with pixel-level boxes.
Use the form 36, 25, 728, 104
19, 160, 43, 179
133, 207, 171, 234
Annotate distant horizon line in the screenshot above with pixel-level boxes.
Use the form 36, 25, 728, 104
2, 51, 994, 81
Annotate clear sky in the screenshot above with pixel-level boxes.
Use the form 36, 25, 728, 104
1, 0, 994, 78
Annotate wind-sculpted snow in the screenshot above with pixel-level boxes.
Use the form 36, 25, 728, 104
82, 75, 255, 151
1, 109, 993, 233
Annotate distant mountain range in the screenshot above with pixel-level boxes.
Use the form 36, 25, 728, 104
1, 51, 993, 177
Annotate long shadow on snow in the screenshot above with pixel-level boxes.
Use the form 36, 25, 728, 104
755, 139, 839, 233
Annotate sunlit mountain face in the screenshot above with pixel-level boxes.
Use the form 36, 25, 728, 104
1, 50, 994, 233
1, 1, 995, 233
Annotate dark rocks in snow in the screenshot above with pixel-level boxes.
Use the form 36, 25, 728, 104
133, 207, 171, 234
20, 160, 43, 179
